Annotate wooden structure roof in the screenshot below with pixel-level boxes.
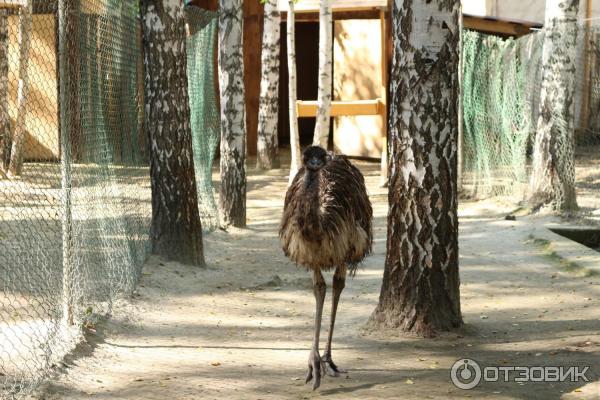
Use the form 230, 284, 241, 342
277, 0, 387, 13
463, 13, 542, 37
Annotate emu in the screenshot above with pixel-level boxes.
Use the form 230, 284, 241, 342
280, 146, 373, 390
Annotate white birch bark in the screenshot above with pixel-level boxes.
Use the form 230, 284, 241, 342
529, 0, 579, 211
218, 0, 247, 227
312, 0, 332, 148
370, 0, 462, 335
141, 0, 205, 265
256, 0, 280, 170
287, 0, 301, 182
8, 0, 32, 176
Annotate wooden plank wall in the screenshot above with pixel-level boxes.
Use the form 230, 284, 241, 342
243, 0, 263, 156
332, 19, 383, 158
7, 14, 59, 161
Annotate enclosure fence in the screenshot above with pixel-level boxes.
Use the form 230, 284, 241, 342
461, 21, 600, 199
0, 1, 150, 398
186, 5, 220, 232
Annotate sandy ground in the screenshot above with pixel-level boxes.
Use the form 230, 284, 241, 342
35, 158, 600, 400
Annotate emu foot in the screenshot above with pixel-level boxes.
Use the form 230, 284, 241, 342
305, 349, 322, 390
321, 354, 346, 377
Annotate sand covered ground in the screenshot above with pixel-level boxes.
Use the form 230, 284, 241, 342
31, 153, 600, 400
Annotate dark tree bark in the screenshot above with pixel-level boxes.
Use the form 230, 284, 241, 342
529, 0, 579, 212
141, 0, 204, 266
369, 0, 462, 337
0, 10, 10, 173
218, 0, 247, 227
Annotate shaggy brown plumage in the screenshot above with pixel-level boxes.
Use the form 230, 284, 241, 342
280, 149, 373, 274
279, 146, 373, 390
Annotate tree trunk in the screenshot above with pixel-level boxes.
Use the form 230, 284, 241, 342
311, 0, 332, 148
529, 0, 579, 212
8, 1, 32, 176
141, 0, 205, 266
256, 0, 280, 170
369, 0, 462, 337
218, 0, 247, 227
0, 10, 10, 173
287, 0, 301, 182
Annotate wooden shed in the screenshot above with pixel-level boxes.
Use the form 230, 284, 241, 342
276, 0, 390, 166
269, 1, 542, 162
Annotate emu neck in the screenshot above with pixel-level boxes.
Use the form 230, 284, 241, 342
301, 168, 323, 238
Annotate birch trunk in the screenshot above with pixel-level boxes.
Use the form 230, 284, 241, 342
311, 0, 332, 148
529, 0, 579, 212
8, 1, 32, 176
256, 0, 280, 170
370, 0, 462, 336
141, 0, 205, 266
287, 0, 301, 182
218, 0, 246, 227
0, 10, 9, 173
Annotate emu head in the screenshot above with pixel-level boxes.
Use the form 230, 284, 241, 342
303, 146, 328, 172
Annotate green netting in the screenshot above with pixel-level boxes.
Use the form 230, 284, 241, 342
185, 6, 220, 231
461, 30, 541, 199
461, 23, 600, 200
0, 1, 150, 398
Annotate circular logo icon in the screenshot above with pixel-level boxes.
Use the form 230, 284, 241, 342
450, 358, 482, 390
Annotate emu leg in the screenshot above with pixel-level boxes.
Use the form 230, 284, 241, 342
322, 266, 346, 376
305, 269, 326, 390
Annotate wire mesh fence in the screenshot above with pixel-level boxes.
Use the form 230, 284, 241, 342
0, 0, 150, 398
461, 21, 600, 200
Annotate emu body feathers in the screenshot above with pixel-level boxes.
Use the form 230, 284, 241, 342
280, 150, 373, 274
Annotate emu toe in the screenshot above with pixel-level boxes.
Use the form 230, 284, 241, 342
305, 349, 322, 390
321, 357, 346, 377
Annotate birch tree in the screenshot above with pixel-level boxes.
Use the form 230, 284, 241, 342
311, 0, 332, 148
141, 0, 205, 266
0, 10, 9, 173
369, 0, 462, 336
529, 0, 579, 211
256, 0, 280, 170
287, 0, 301, 181
218, 0, 247, 227
8, 1, 32, 176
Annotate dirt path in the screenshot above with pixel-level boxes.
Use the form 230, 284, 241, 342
42, 162, 600, 400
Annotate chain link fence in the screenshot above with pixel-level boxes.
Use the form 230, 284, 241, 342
0, 0, 150, 398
